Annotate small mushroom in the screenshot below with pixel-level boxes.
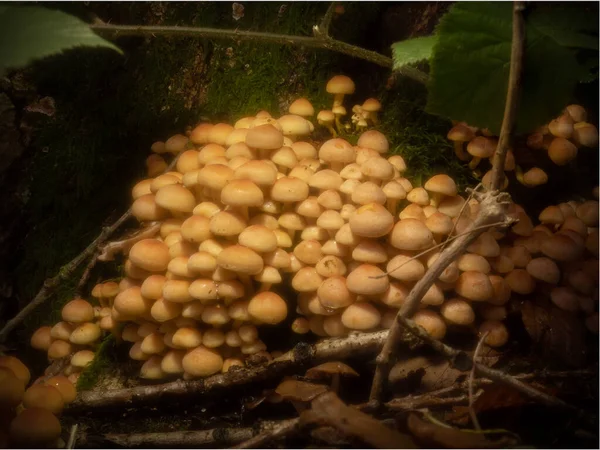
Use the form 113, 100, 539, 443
317, 110, 337, 137
274, 378, 329, 412
305, 361, 359, 393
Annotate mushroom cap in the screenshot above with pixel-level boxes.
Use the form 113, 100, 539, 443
155, 184, 196, 213
317, 276, 356, 309
217, 245, 264, 275
0, 367, 25, 408
526, 257, 560, 284
424, 174, 457, 197
44, 375, 77, 404
238, 225, 278, 253
291, 141, 317, 160
140, 274, 167, 300
406, 187, 430, 206
50, 321, 73, 341
457, 253, 491, 273
362, 98, 382, 112
198, 164, 234, 190
61, 298, 95, 323
182, 346, 224, 377
317, 109, 335, 123
548, 137, 578, 165
352, 239, 387, 264
278, 114, 311, 136
221, 179, 264, 207
30, 326, 53, 351
165, 134, 189, 153
294, 240, 323, 265
226, 128, 249, 147
504, 269, 536, 295
309, 169, 343, 190
71, 349, 95, 369
455, 271, 493, 301
275, 379, 328, 402
248, 291, 288, 325
292, 267, 324, 292
129, 239, 170, 272
346, 264, 389, 295
425, 212, 454, 235
361, 157, 394, 181
352, 182, 386, 205
245, 124, 284, 150
181, 215, 212, 243
271, 177, 309, 203
413, 309, 447, 340
479, 320, 509, 347
447, 124, 475, 142
341, 302, 381, 330
114, 286, 152, 316
151, 298, 182, 322
9, 407, 62, 447
572, 122, 599, 148
349, 203, 395, 238
467, 136, 497, 158
326, 75, 355, 95
209, 210, 247, 237
386, 254, 426, 282
23, 384, 64, 415
69, 322, 101, 345
389, 218, 434, 251
319, 138, 356, 165
440, 298, 475, 326
289, 98, 315, 117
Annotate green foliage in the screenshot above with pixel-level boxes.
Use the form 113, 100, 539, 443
77, 334, 117, 391
391, 36, 436, 70
0, 6, 121, 73
391, 2, 598, 135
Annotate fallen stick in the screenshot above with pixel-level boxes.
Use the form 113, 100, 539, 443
67, 330, 388, 411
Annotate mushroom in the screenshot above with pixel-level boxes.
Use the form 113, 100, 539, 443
447, 124, 474, 161
466, 136, 496, 169
305, 361, 359, 393
326, 75, 355, 109
361, 98, 382, 125
548, 137, 578, 165
317, 110, 336, 137
9, 407, 62, 448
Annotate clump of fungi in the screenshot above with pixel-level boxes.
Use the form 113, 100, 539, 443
447, 104, 599, 188
25, 76, 599, 394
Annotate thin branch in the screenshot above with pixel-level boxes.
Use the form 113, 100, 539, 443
75, 250, 101, 297
89, 23, 428, 85
235, 419, 301, 449
314, 2, 337, 38
440, 183, 483, 252
66, 424, 78, 450
66, 330, 388, 411
469, 331, 489, 431
369, 0, 527, 404
490, 1, 526, 190
0, 155, 179, 343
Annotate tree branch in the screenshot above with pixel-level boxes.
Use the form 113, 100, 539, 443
0, 155, 179, 343
369, 0, 527, 404
88, 23, 428, 85
490, 1, 526, 190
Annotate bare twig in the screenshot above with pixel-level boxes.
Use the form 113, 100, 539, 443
66, 330, 388, 411
469, 331, 489, 431
97, 221, 161, 262
369, 0, 528, 404
313, 2, 337, 38
66, 424, 78, 450
490, 1, 526, 190
0, 156, 179, 343
439, 183, 483, 252
235, 419, 301, 449
75, 250, 101, 297
89, 22, 428, 84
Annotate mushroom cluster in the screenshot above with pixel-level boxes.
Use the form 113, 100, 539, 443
26, 80, 599, 385
447, 104, 599, 188
0, 355, 74, 448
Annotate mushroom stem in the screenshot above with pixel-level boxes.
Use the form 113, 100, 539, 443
327, 230, 336, 240
386, 198, 399, 215
238, 274, 255, 296
286, 228, 296, 243
330, 373, 340, 394
429, 192, 444, 208
468, 156, 482, 170
331, 162, 343, 173
259, 149, 269, 160
453, 142, 470, 162
333, 94, 345, 108
334, 116, 344, 136
258, 282, 272, 292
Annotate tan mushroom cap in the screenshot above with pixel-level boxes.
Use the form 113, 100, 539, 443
326, 75, 355, 96
386, 254, 425, 282
406, 187, 430, 206
182, 346, 223, 377
9, 407, 62, 447
248, 291, 288, 325
278, 114, 311, 137
71, 349, 95, 369
30, 326, 53, 351
23, 384, 64, 415
206, 123, 234, 146
209, 210, 247, 238
540, 233, 584, 261
319, 138, 356, 167
50, 322, 73, 341
62, 298, 95, 323
245, 124, 284, 150
389, 218, 434, 251
341, 302, 381, 330
526, 257, 560, 284
424, 174, 458, 198
114, 286, 152, 317
129, 239, 170, 272
352, 239, 387, 264
349, 203, 395, 238
455, 271, 493, 301
457, 253, 491, 273
548, 137, 578, 165
197, 164, 234, 191
155, 184, 196, 214
573, 122, 599, 148
352, 182, 386, 205
317, 276, 356, 309
165, 134, 189, 153
308, 169, 343, 191
217, 245, 264, 275
440, 298, 475, 326
270, 176, 309, 203
346, 264, 389, 295
504, 269, 536, 294
447, 123, 475, 142
413, 309, 447, 340
289, 98, 315, 117
238, 225, 278, 253
69, 322, 101, 345
221, 179, 264, 208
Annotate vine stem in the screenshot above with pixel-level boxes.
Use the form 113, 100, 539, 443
88, 22, 429, 84
369, 0, 527, 404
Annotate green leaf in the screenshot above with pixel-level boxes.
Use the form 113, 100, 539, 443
391, 36, 437, 70
426, 2, 584, 135
527, 4, 599, 50
0, 6, 122, 73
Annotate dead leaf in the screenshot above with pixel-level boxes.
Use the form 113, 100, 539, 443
308, 392, 418, 449
389, 354, 466, 391
520, 301, 587, 367
473, 384, 527, 414
407, 413, 517, 448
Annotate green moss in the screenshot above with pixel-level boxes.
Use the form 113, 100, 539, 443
76, 333, 117, 391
